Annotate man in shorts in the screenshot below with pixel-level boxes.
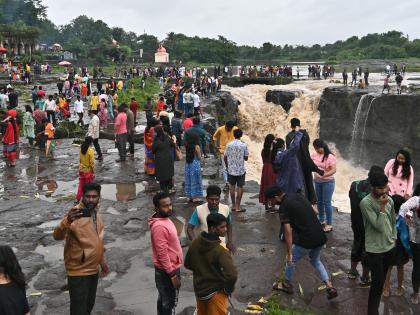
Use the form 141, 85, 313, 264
224, 129, 248, 213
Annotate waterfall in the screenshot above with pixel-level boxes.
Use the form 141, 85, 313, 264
349, 94, 375, 163
229, 82, 368, 213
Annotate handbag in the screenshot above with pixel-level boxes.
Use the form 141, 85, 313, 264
175, 145, 183, 161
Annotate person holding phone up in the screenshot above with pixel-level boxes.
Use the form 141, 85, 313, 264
54, 182, 109, 315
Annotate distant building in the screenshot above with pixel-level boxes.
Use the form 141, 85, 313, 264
154, 45, 169, 63
0, 25, 39, 55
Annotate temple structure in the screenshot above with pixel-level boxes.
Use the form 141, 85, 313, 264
154, 45, 169, 63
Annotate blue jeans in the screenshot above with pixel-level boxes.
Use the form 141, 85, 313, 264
315, 179, 335, 225
285, 245, 329, 282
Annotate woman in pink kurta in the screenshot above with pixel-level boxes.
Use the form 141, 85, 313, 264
384, 149, 414, 199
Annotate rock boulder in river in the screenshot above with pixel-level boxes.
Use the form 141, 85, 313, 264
203, 91, 239, 124
266, 90, 302, 112
319, 86, 420, 181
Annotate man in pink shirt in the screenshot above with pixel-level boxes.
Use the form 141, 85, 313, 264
148, 192, 183, 315
114, 106, 127, 162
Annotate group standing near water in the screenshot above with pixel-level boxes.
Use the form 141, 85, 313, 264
1, 64, 420, 315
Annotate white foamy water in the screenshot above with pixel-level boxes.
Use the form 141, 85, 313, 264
228, 79, 368, 213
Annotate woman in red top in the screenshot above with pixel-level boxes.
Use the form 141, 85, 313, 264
156, 96, 165, 117
1, 109, 19, 167
259, 134, 277, 210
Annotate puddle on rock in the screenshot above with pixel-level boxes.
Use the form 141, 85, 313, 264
101, 183, 145, 202
171, 216, 188, 246
124, 218, 142, 229
106, 207, 121, 215
37, 219, 62, 229
34, 244, 63, 264
34, 177, 145, 203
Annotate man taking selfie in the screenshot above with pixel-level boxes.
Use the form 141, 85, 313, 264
53, 182, 109, 315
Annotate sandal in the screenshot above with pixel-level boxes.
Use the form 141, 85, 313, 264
272, 281, 293, 294
326, 287, 338, 300
346, 269, 359, 280
396, 286, 405, 297
232, 208, 246, 213
323, 225, 333, 233
410, 293, 419, 305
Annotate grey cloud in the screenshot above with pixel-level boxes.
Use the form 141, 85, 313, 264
42, 0, 420, 46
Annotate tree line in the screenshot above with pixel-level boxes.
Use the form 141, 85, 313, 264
1, 0, 420, 64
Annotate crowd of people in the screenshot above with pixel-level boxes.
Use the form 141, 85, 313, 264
1, 63, 420, 315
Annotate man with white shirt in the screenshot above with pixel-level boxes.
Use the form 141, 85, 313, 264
0, 88, 9, 109
192, 91, 202, 117
183, 89, 193, 117
74, 95, 84, 126
44, 95, 57, 125
87, 110, 103, 161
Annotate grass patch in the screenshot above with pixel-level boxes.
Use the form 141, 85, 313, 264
264, 298, 315, 315
118, 76, 161, 109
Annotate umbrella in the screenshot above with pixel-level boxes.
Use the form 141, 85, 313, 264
0, 47, 7, 53
58, 61, 71, 66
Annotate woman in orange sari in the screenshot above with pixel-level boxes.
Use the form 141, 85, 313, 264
144, 118, 158, 176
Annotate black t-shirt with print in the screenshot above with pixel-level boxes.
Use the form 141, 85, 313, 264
280, 193, 327, 249
0, 282, 29, 315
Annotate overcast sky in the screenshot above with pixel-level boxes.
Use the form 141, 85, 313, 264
43, 0, 420, 47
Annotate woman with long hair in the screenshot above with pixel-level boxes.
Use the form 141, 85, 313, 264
152, 126, 175, 193
384, 149, 414, 200
0, 245, 30, 314
76, 137, 95, 201
259, 134, 277, 211
184, 133, 203, 202
311, 139, 336, 233
144, 118, 158, 176
22, 105, 35, 147
397, 183, 420, 304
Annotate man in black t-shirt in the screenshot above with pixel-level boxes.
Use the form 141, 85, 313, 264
265, 186, 338, 300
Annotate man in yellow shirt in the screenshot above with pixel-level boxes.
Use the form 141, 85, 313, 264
90, 91, 99, 111
212, 121, 237, 191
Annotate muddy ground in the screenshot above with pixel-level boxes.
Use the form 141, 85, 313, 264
1, 76, 419, 315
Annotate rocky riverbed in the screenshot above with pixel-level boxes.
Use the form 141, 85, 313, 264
2, 74, 419, 314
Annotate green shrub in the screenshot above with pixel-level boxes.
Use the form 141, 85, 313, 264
118, 77, 161, 109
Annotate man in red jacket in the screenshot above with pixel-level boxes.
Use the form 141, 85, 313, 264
148, 192, 183, 315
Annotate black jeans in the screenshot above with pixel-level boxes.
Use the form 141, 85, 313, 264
366, 248, 395, 315
46, 110, 56, 125
68, 273, 99, 315
155, 268, 179, 315
116, 133, 127, 161
411, 242, 420, 293
159, 179, 173, 193
127, 130, 134, 155
77, 112, 84, 126
93, 138, 102, 159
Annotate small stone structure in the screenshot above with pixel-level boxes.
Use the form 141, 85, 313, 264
154, 45, 169, 63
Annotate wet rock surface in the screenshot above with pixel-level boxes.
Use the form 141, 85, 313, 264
2, 81, 418, 314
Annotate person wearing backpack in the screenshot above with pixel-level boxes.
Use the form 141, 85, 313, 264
347, 165, 384, 287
